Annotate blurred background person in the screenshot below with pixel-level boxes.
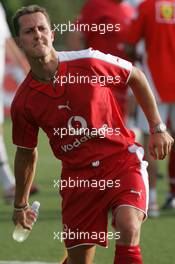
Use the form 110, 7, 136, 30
126, 0, 175, 216
67, 0, 135, 121
0, 2, 38, 203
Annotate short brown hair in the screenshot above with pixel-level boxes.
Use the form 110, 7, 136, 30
13, 5, 51, 36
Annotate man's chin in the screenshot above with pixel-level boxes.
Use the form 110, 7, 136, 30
31, 50, 49, 60
29, 46, 48, 57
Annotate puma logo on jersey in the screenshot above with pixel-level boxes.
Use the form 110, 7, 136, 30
58, 101, 71, 111
130, 189, 142, 199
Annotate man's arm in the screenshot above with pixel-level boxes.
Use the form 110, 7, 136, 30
128, 66, 174, 160
13, 147, 38, 230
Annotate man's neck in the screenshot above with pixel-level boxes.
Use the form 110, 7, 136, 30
28, 49, 59, 82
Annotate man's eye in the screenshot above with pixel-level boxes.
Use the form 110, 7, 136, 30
39, 26, 47, 31
25, 29, 32, 34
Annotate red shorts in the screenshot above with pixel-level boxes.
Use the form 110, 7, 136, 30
60, 144, 149, 249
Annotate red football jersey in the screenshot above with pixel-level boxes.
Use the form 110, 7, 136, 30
11, 48, 135, 169
126, 0, 175, 102
76, 0, 134, 59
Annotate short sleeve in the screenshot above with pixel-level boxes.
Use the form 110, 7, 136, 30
90, 49, 133, 87
11, 100, 39, 149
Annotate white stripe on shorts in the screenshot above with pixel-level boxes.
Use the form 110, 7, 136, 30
128, 144, 149, 212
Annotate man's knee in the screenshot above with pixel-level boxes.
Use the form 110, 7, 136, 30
118, 220, 140, 244
114, 207, 144, 245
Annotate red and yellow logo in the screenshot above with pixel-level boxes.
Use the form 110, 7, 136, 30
156, 1, 175, 23
160, 4, 173, 19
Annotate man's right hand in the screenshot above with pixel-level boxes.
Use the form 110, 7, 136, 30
13, 207, 36, 230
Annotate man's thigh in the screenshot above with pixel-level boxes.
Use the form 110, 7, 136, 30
110, 144, 149, 219
60, 166, 109, 248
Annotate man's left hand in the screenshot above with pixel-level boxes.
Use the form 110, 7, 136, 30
149, 132, 174, 160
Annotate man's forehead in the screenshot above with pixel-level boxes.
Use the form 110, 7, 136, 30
19, 12, 49, 28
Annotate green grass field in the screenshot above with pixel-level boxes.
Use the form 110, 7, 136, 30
0, 119, 175, 264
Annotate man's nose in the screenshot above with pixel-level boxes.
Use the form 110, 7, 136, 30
34, 28, 41, 39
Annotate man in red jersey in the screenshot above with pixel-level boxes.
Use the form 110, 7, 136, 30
11, 5, 173, 264
126, 0, 175, 215
67, 0, 135, 119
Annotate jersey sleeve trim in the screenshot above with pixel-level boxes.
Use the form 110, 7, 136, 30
58, 48, 132, 71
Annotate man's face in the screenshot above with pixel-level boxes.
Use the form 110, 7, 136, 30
17, 12, 54, 58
